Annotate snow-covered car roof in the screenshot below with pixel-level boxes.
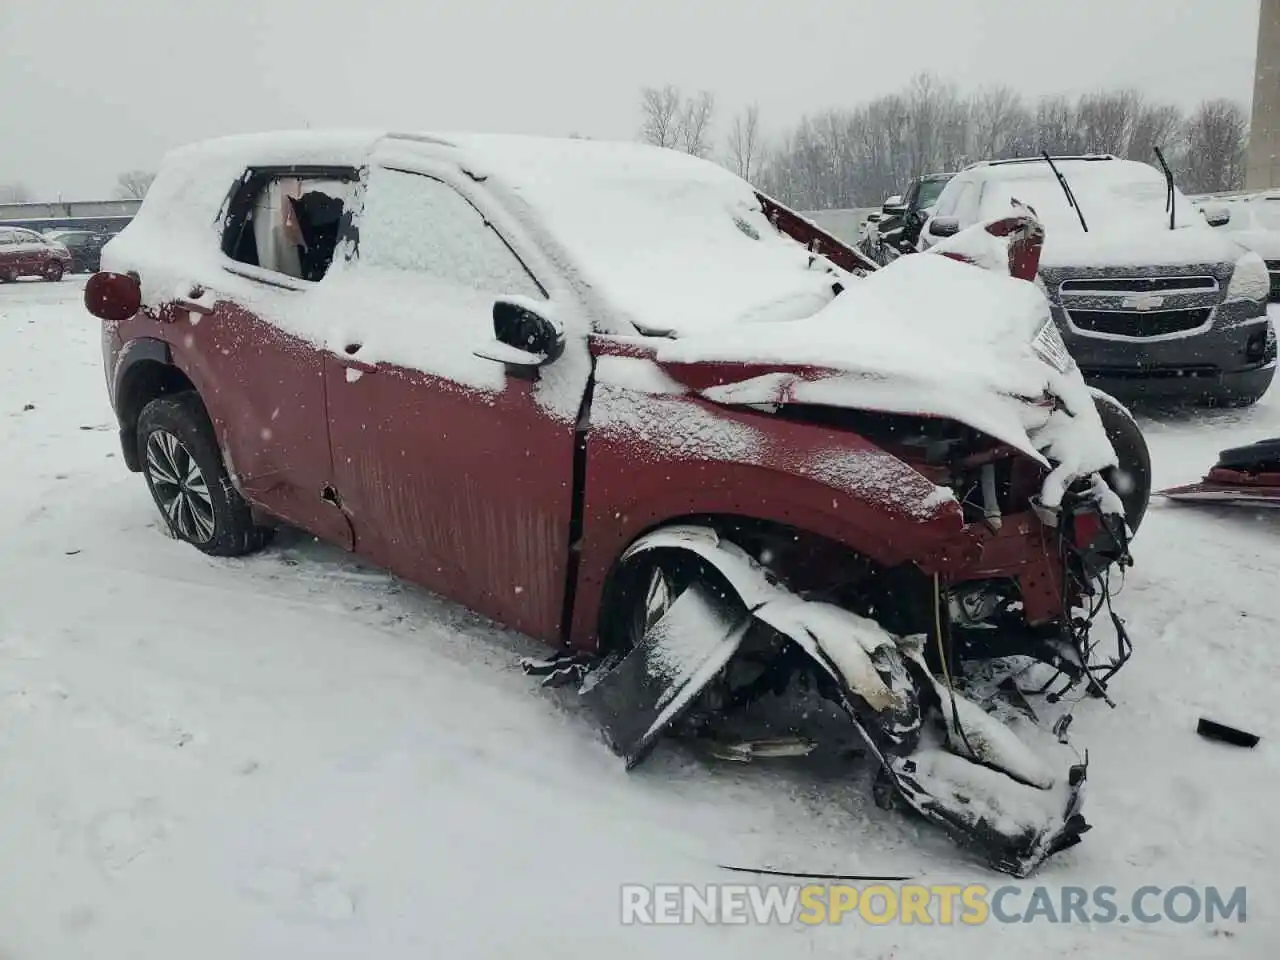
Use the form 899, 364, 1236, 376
113, 130, 841, 337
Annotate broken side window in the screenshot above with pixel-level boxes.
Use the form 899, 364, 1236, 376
223, 171, 355, 282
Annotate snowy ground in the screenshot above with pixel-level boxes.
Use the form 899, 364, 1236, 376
1, 277, 1277, 958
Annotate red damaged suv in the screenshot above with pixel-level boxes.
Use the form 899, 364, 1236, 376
87, 131, 1148, 876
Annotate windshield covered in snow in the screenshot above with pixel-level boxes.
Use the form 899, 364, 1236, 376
974, 159, 1203, 234
453, 135, 844, 338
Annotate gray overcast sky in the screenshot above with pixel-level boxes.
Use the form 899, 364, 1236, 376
0, 0, 1262, 198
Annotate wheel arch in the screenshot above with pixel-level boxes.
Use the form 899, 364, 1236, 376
574, 508, 938, 654
582, 519, 916, 732
113, 339, 197, 471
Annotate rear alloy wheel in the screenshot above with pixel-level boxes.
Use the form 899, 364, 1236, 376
0, 269, 15, 283
137, 392, 271, 556
43, 260, 64, 281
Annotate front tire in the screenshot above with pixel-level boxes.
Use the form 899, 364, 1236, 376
43, 260, 64, 282
1091, 389, 1151, 534
136, 392, 270, 556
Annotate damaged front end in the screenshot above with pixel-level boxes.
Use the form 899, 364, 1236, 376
531, 414, 1132, 876
525, 208, 1136, 877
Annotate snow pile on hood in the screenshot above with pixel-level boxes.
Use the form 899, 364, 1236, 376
925, 220, 1020, 276
658, 254, 1119, 508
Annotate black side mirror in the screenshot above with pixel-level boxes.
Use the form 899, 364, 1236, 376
1203, 205, 1231, 228
928, 216, 961, 238
474, 298, 565, 370
882, 194, 907, 216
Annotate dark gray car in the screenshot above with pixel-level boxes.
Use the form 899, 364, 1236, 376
923, 156, 1275, 406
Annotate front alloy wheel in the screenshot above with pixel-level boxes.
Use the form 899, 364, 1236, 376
145, 429, 215, 542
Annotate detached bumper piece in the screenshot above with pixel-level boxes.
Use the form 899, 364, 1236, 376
1159, 437, 1280, 508
579, 571, 1094, 877
883, 749, 1090, 878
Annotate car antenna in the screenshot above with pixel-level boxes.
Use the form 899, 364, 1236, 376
1040, 151, 1089, 232
1152, 146, 1176, 230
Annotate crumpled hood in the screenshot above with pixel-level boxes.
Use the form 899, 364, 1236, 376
655, 253, 1119, 508
1038, 224, 1245, 270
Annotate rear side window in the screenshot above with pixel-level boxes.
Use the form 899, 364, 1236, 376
222, 169, 357, 282
356, 166, 543, 299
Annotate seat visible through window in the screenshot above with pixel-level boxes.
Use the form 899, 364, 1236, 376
226, 174, 353, 282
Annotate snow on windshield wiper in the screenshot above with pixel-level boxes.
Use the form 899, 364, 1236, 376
1153, 146, 1176, 230
1039, 151, 1089, 232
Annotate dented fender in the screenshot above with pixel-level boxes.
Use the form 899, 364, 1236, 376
569, 382, 972, 650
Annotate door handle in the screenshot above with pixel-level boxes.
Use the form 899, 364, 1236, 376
174, 298, 214, 316
337, 343, 378, 374
175, 284, 215, 315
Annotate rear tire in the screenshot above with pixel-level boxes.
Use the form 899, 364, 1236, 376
136, 392, 271, 557
1091, 389, 1151, 534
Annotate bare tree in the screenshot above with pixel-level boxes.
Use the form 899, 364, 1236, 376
639, 85, 683, 149
1034, 95, 1083, 155
744, 76, 1246, 211
678, 90, 716, 158
115, 170, 156, 199
1126, 102, 1184, 163
726, 103, 762, 180
0, 182, 33, 204
970, 86, 1030, 159
1184, 99, 1249, 193
858, 94, 911, 200
904, 73, 966, 177
1076, 90, 1141, 155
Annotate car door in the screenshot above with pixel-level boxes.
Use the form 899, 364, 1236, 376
62, 233, 87, 267
321, 163, 588, 643
10, 229, 47, 273
162, 166, 360, 549
0, 230, 16, 274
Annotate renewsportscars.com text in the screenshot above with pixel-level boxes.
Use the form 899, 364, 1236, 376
620, 883, 1247, 926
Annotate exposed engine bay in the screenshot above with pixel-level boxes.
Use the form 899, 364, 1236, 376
530, 462, 1131, 877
